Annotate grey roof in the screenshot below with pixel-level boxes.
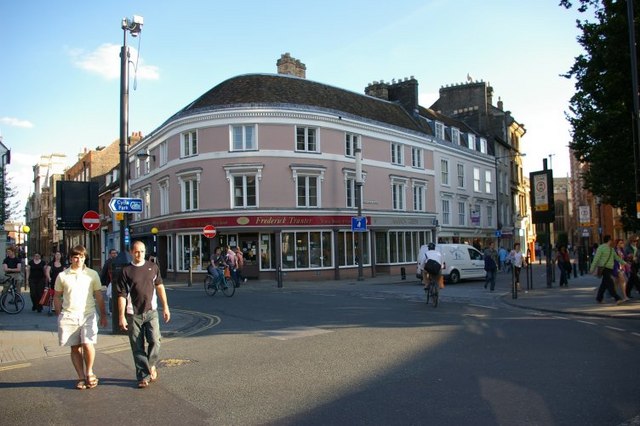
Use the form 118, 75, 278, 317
165, 74, 427, 135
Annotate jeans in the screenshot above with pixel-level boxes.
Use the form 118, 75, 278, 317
485, 269, 497, 290
126, 310, 162, 381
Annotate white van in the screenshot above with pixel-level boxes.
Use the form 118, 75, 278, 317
416, 244, 485, 284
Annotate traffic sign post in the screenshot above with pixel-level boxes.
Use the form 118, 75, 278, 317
82, 210, 100, 232
351, 217, 367, 232
203, 224, 217, 239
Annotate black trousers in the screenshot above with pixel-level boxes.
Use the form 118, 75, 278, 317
626, 266, 640, 296
29, 279, 46, 311
596, 268, 621, 302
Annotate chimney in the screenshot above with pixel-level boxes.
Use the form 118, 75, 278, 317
277, 53, 306, 78
388, 76, 419, 114
364, 81, 389, 100
497, 96, 503, 111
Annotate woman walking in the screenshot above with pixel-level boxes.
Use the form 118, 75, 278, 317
26, 252, 47, 312
614, 239, 629, 302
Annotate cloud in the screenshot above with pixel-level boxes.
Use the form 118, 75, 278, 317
69, 43, 160, 81
0, 117, 34, 128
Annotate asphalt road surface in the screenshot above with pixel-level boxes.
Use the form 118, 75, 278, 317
1, 276, 639, 425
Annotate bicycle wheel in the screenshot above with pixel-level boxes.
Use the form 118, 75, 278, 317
221, 277, 235, 297
431, 285, 439, 308
425, 283, 431, 305
1, 291, 25, 314
204, 275, 217, 296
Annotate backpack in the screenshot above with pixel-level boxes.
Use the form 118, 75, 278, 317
424, 258, 441, 275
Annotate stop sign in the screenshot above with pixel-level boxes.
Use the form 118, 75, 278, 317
203, 224, 217, 238
82, 210, 100, 231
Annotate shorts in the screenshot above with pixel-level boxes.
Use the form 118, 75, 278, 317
58, 311, 98, 346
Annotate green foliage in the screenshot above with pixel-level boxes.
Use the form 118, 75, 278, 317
562, 0, 640, 231
3, 170, 22, 221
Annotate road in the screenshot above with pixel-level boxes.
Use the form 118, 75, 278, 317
1, 271, 639, 425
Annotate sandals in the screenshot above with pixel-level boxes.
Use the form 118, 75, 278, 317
86, 374, 99, 389
75, 379, 86, 390
137, 379, 150, 389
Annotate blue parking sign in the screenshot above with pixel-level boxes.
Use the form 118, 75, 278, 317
351, 217, 367, 232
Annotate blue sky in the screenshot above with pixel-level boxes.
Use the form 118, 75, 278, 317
1, 0, 586, 214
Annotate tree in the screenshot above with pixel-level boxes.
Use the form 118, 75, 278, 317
561, 0, 640, 230
3, 170, 22, 221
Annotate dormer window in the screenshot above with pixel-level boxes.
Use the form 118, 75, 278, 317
451, 127, 460, 145
435, 122, 445, 140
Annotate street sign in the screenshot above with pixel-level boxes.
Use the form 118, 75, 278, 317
351, 216, 367, 232
109, 197, 143, 213
82, 210, 100, 231
203, 224, 217, 238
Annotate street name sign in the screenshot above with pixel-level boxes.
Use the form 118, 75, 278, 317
109, 197, 143, 213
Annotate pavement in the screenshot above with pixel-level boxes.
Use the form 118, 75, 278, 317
1, 262, 638, 367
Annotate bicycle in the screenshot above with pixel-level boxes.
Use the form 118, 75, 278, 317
424, 273, 439, 308
0, 276, 26, 314
204, 267, 235, 297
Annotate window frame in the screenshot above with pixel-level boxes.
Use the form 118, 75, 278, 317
181, 131, 198, 158
296, 126, 319, 153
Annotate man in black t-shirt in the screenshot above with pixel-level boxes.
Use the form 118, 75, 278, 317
116, 241, 170, 389
3, 247, 23, 291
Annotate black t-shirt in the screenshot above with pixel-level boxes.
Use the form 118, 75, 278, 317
116, 260, 163, 315
3, 256, 20, 271
48, 262, 65, 285
28, 260, 46, 282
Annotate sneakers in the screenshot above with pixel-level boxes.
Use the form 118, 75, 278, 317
243, 278, 248, 283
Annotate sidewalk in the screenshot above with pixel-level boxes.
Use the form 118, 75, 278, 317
1, 264, 638, 365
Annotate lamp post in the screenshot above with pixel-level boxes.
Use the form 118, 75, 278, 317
494, 153, 526, 248
22, 225, 30, 260
119, 15, 143, 254
355, 140, 364, 281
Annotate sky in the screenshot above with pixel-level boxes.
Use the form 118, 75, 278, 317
0, 0, 588, 216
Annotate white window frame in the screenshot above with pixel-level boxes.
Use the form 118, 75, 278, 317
487, 205, 494, 227
158, 178, 169, 215
468, 134, 476, 150
224, 165, 263, 209
485, 170, 493, 194
177, 169, 202, 212
391, 177, 407, 211
435, 122, 445, 140
231, 125, 257, 151
411, 147, 423, 168
451, 127, 460, 145
159, 141, 168, 166
292, 166, 324, 208
142, 186, 151, 219
441, 159, 449, 186
458, 201, 466, 226
181, 131, 198, 157
442, 199, 451, 225
457, 163, 465, 188
345, 133, 360, 157
473, 167, 481, 192
480, 137, 488, 154
391, 143, 404, 165
296, 126, 319, 153
412, 181, 426, 212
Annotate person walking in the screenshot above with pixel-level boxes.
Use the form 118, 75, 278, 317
613, 238, 629, 302
509, 243, 526, 290
590, 235, 624, 304
100, 249, 118, 314
53, 245, 108, 390
234, 246, 247, 285
483, 241, 499, 291
116, 240, 170, 389
498, 246, 508, 272
556, 245, 571, 288
624, 235, 640, 298
225, 246, 239, 287
26, 252, 47, 312
45, 251, 65, 315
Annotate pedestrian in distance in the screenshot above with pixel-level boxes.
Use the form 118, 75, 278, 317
234, 246, 248, 285
623, 235, 640, 298
483, 241, 499, 291
509, 243, 526, 290
45, 251, 65, 315
53, 245, 108, 390
498, 246, 508, 272
226, 246, 239, 287
100, 249, 118, 314
613, 238, 629, 302
589, 235, 625, 305
26, 252, 47, 312
116, 240, 170, 389
556, 245, 571, 288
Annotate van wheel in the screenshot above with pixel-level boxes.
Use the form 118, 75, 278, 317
449, 270, 460, 284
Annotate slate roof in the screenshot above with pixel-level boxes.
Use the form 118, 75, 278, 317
165, 74, 427, 135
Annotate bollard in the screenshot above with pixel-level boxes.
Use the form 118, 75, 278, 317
188, 265, 192, 287
400, 267, 406, 280
277, 265, 283, 288
573, 263, 578, 278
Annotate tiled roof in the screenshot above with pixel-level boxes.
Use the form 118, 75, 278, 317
169, 74, 426, 134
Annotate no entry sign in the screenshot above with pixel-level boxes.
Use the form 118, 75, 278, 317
82, 210, 100, 232
203, 224, 217, 239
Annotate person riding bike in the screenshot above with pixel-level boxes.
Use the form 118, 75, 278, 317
420, 243, 444, 291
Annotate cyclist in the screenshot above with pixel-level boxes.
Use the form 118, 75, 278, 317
420, 243, 443, 291
207, 247, 226, 283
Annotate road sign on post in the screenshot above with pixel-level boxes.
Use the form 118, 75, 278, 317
109, 197, 143, 213
82, 210, 100, 231
203, 225, 217, 239
351, 217, 367, 232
